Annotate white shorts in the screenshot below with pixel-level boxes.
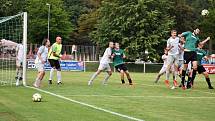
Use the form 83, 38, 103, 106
98, 63, 111, 72
16, 59, 23, 67
35, 63, 45, 72
167, 54, 179, 66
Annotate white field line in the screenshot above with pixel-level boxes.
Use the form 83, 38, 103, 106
57, 94, 215, 99
25, 86, 144, 121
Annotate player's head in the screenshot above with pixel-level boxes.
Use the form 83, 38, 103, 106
109, 42, 114, 48
42, 38, 50, 46
115, 42, 120, 49
193, 28, 200, 35
56, 36, 62, 44
171, 30, 177, 39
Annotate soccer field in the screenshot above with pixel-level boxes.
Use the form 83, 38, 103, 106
1, 71, 215, 121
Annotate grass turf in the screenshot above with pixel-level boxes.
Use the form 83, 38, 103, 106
0, 71, 215, 121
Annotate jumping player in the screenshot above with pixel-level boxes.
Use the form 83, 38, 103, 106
33, 39, 50, 88
48, 36, 63, 85
179, 28, 210, 89
88, 42, 114, 85
112, 43, 133, 85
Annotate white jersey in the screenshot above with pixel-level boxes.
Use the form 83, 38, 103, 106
35, 46, 49, 63
167, 37, 180, 55
100, 47, 112, 64
16, 44, 24, 62
178, 44, 184, 61
162, 54, 168, 67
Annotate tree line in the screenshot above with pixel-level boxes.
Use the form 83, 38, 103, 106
0, 0, 214, 61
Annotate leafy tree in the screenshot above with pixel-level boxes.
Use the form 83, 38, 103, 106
90, 0, 174, 61
26, 0, 73, 43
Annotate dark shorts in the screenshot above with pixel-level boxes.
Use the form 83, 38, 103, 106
197, 65, 206, 74
184, 51, 197, 64
48, 59, 61, 70
115, 64, 128, 72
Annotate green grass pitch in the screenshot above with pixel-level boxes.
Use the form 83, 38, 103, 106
0, 71, 215, 121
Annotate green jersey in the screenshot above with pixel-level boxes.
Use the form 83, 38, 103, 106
48, 42, 62, 60
112, 49, 124, 67
196, 48, 207, 65
182, 31, 200, 51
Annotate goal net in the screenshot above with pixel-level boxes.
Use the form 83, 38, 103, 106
0, 12, 27, 86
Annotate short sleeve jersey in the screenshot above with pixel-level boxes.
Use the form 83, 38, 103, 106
48, 42, 62, 60
182, 31, 200, 51
112, 49, 124, 67
196, 48, 207, 65
100, 47, 112, 64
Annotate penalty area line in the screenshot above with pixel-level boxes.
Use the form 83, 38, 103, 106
25, 86, 144, 121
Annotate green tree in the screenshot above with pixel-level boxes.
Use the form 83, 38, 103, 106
90, 0, 174, 61
27, 0, 73, 43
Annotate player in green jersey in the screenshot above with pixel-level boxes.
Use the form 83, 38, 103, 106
179, 28, 210, 89
111, 43, 133, 85
188, 42, 213, 89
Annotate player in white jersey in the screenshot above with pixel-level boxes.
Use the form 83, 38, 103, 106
155, 49, 175, 83
33, 39, 50, 88
165, 30, 180, 88
88, 42, 114, 85
15, 44, 24, 86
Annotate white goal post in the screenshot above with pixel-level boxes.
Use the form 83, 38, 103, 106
0, 12, 27, 86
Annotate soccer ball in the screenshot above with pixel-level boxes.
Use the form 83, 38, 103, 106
201, 9, 209, 16
32, 93, 42, 102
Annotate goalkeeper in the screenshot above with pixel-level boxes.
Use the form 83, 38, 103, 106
48, 36, 63, 85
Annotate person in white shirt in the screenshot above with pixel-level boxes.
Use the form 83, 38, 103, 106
15, 44, 24, 86
33, 39, 50, 88
165, 30, 180, 88
88, 42, 114, 85
155, 49, 175, 83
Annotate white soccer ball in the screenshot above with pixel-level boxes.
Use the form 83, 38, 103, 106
32, 93, 42, 102
201, 9, 209, 16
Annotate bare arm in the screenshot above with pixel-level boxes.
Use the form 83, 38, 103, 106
200, 37, 210, 45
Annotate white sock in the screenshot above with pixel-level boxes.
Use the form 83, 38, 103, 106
166, 70, 170, 81
34, 77, 40, 86
49, 68, 54, 80
174, 71, 178, 81
57, 71, 61, 83
102, 74, 111, 84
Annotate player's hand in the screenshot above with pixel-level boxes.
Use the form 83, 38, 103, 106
206, 37, 210, 41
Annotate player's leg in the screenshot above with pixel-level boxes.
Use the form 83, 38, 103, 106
165, 55, 174, 87
189, 61, 198, 87
173, 57, 179, 87
199, 66, 214, 89
155, 67, 166, 83
124, 70, 133, 85
48, 59, 55, 84
181, 51, 191, 89
15, 60, 22, 86
88, 64, 103, 85
120, 70, 125, 84
102, 64, 112, 85
55, 60, 62, 84
121, 64, 132, 84
34, 64, 45, 87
